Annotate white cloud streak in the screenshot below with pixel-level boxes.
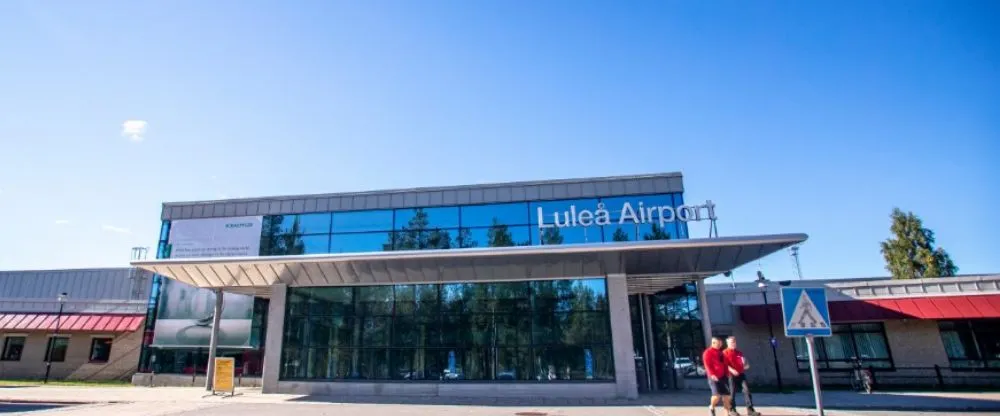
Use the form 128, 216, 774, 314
54, 220, 70, 225
101, 224, 132, 234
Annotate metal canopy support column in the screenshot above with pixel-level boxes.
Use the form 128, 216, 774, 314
607, 273, 638, 399
696, 279, 713, 346
262, 284, 287, 393
205, 288, 223, 391
641, 294, 659, 391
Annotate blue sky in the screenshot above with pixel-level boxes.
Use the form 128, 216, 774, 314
0, 1, 996, 283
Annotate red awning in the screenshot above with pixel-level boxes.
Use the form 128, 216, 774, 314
740, 294, 1000, 325
0, 313, 144, 333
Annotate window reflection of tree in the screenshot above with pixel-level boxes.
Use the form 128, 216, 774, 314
261, 215, 306, 255
281, 278, 612, 382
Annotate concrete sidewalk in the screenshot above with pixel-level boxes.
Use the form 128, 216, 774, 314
0, 386, 998, 412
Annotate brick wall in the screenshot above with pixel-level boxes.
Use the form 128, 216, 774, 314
0, 330, 141, 381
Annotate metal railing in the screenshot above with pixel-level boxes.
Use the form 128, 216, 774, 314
820, 365, 1000, 390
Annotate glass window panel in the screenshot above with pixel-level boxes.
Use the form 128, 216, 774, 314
283, 316, 307, 348
304, 347, 329, 379
261, 233, 328, 256
393, 315, 440, 347
853, 332, 890, 360
307, 317, 353, 347
1, 337, 24, 361
45, 337, 69, 362
89, 338, 113, 362
281, 346, 307, 379
531, 226, 603, 245
534, 346, 614, 381
533, 312, 610, 346
390, 348, 446, 381
440, 315, 470, 346
603, 223, 675, 242
460, 203, 530, 228
533, 279, 608, 313
496, 348, 532, 381
355, 349, 390, 380
307, 287, 353, 316
298, 213, 333, 235
360, 317, 391, 347
530, 199, 599, 225
287, 289, 309, 316
460, 348, 492, 380
600, 194, 676, 221
395, 207, 460, 230
330, 232, 392, 253
356, 286, 393, 315
441, 284, 475, 314
493, 282, 531, 313
496, 314, 531, 346
159, 221, 171, 241
391, 229, 458, 250
468, 314, 495, 346
299, 234, 330, 254
459, 225, 531, 248
320, 348, 352, 379
332, 210, 394, 233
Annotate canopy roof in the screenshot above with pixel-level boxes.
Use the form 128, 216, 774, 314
132, 233, 807, 295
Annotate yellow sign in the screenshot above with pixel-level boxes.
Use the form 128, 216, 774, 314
213, 357, 235, 395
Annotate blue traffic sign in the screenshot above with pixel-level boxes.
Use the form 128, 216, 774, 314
780, 287, 832, 337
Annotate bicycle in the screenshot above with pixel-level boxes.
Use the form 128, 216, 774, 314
850, 356, 873, 394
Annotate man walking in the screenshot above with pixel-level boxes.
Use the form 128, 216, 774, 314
724, 336, 760, 416
703, 337, 737, 416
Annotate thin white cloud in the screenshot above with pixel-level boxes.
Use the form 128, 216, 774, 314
54, 220, 70, 225
102, 224, 132, 234
121, 120, 148, 142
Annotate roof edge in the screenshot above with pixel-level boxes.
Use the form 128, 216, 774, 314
162, 171, 684, 207
133, 233, 807, 268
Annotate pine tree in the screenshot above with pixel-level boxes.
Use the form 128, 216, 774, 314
611, 228, 630, 242
541, 228, 564, 245
642, 224, 671, 240
880, 208, 957, 279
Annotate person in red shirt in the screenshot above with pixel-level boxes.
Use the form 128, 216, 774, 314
702, 337, 737, 416
724, 336, 760, 416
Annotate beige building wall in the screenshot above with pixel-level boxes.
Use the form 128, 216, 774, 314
0, 330, 141, 381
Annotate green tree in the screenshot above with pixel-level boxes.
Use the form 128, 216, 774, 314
642, 224, 671, 240
389, 209, 455, 250
487, 218, 516, 247
540, 228, 564, 245
880, 208, 958, 279
611, 228, 630, 242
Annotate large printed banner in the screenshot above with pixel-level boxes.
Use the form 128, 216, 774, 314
152, 216, 262, 349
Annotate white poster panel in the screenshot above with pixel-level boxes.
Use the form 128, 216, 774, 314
153, 216, 263, 348
166, 216, 263, 259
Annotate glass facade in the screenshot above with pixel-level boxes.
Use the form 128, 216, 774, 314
140, 190, 695, 381
280, 278, 614, 382
257, 193, 687, 256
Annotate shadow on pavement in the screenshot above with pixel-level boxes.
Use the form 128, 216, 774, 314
0, 403, 68, 413
284, 390, 1000, 411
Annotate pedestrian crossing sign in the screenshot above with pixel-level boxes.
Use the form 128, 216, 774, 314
780, 287, 832, 337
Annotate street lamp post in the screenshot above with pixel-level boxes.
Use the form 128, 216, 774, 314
756, 272, 784, 392
44, 292, 68, 384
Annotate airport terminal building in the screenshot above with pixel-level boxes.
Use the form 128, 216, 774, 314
132, 172, 807, 398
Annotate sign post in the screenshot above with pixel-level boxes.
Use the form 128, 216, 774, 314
212, 357, 235, 396
780, 287, 832, 416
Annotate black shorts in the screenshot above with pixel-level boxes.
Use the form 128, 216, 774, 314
708, 377, 731, 396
